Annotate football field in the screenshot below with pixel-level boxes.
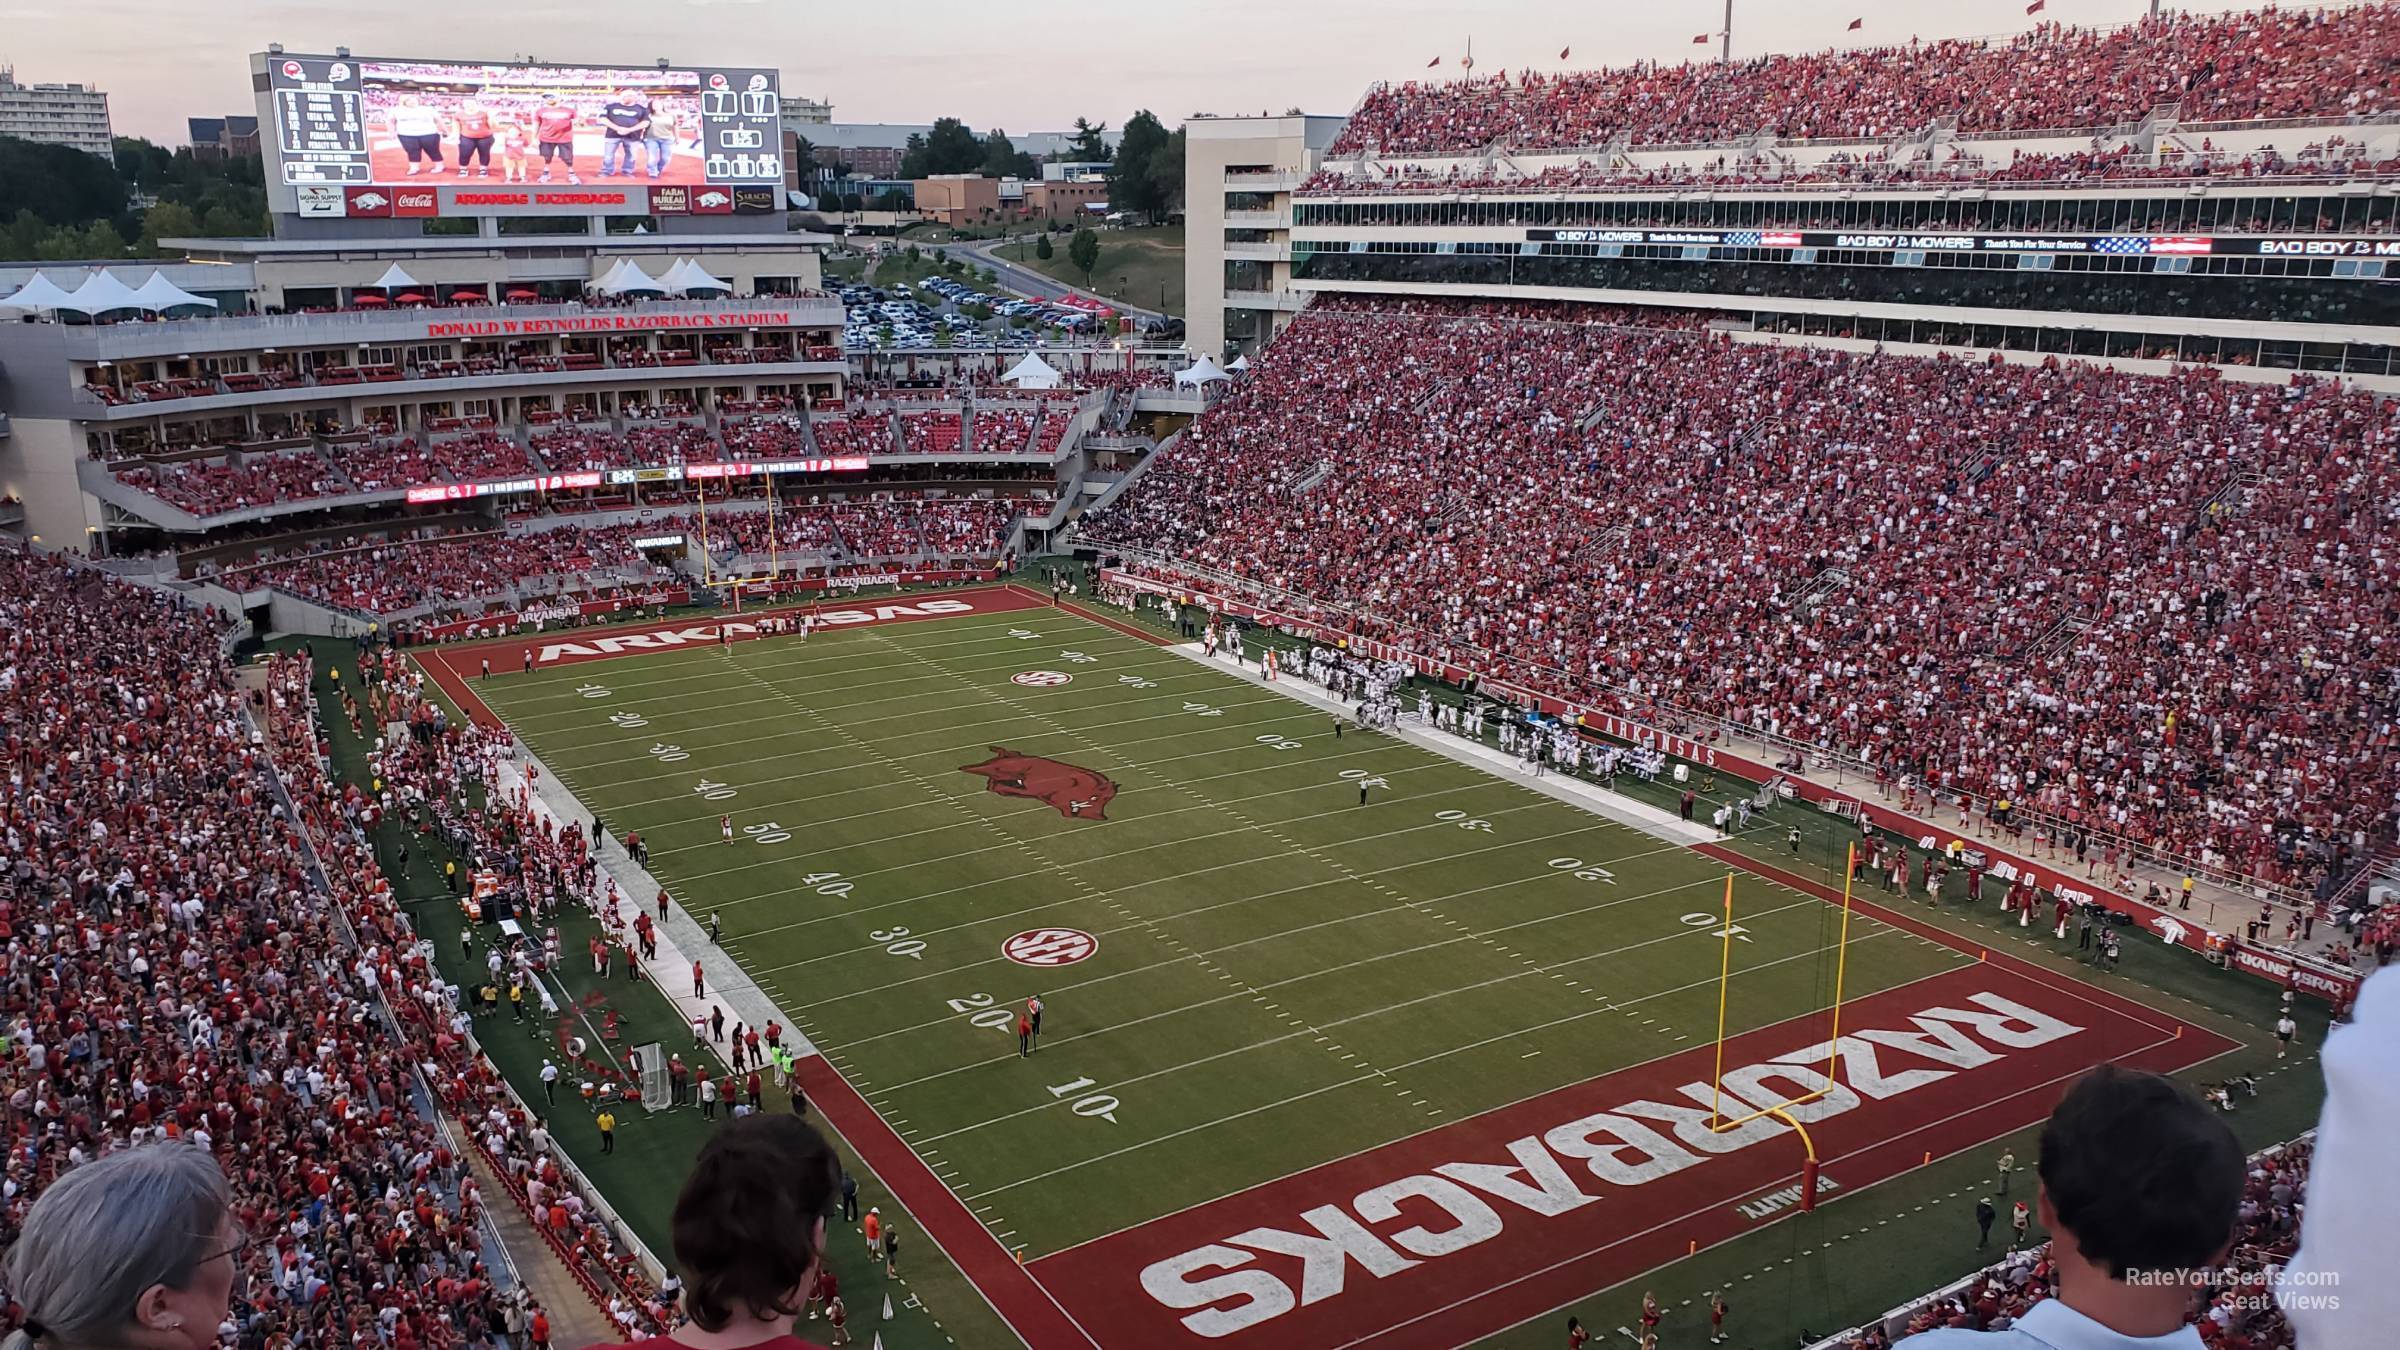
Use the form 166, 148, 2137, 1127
424, 586, 2238, 1349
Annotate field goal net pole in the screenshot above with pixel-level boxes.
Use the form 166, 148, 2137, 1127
1705, 843, 1859, 1210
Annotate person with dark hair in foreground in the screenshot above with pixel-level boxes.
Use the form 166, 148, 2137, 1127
1898, 1065, 2242, 1347
579, 1113, 840, 1350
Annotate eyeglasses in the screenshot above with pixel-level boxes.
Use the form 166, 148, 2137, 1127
199, 1219, 251, 1266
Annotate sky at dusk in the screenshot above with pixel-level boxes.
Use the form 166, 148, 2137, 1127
7, 0, 2277, 145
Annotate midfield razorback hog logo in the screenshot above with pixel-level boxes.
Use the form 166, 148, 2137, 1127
959, 748, 1117, 821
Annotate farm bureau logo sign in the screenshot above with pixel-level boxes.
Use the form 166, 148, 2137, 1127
1138, 991, 2081, 1339
959, 748, 1117, 821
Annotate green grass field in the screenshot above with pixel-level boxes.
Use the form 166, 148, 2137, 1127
413, 590, 2325, 1348
1000, 225, 1185, 315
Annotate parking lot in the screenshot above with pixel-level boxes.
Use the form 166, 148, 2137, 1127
840, 272, 1182, 352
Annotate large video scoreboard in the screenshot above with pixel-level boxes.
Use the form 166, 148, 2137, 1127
259, 52, 785, 218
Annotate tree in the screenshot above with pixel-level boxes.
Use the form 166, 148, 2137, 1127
900, 118, 983, 178
1067, 117, 1111, 162
1146, 126, 1187, 219
0, 138, 127, 227
1034, 233, 1054, 260
979, 128, 1036, 179
874, 188, 911, 212
1108, 111, 1173, 221
1068, 228, 1101, 286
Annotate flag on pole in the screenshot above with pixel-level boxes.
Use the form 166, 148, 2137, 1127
1693, 33, 1710, 43
2025, 0, 2046, 10
1426, 56, 1441, 67
1559, 46, 1571, 59
1848, 17, 1864, 30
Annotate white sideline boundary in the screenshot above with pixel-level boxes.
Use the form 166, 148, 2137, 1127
1159, 637, 1726, 852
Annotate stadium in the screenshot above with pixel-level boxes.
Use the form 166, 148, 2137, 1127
0, 8, 2390, 1350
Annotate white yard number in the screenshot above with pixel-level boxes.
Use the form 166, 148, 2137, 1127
803, 871, 853, 899
1006, 629, 1042, 641
744, 822, 792, 845
1047, 1076, 1121, 1124
1679, 912, 1753, 944
1435, 809, 1495, 832
574, 683, 612, 700
1255, 734, 1303, 752
1183, 701, 1225, 718
872, 927, 926, 959
1059, 650, 1098, 664
1548, 857, 1618, 885
693, 779, 738, 802
1118, 675, 1158, 690
607, 710, 649, 729
1337, 769, 1390, 789
649, 743, 691, 763
945, 993, 1018, 1032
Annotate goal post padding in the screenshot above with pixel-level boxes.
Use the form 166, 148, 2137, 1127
632, 1041, 670, 1113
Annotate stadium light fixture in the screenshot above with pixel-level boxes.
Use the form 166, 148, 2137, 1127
267, 43, 284, 55
334, 46, 350, 58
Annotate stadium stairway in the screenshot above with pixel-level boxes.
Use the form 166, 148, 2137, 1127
464, 1149, 617, 1348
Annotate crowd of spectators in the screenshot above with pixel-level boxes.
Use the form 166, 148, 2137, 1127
1298, 135, 2400, 198
1332, 6, 2400, 156
1868, 1139, 2311, 1350
809, 411, 897, 458
973, 408, 1038, 455
113, 451, 347, 518
897, 410, 964, 455
1088, 295, 2400, 889
0, 550, 518, 1347
698, 492, 1015, 562
231, 524, 670, 616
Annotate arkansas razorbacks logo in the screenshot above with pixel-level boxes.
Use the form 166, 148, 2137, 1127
959, 747, 1116, 821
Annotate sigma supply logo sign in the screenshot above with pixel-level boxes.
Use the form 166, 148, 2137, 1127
296, 185, 346, 218
693, 188, 735, 214
959, 747, 1117, 820
648, 185, 691, 215
733, 186, 778, 214
1013, 670, 1073, 687
344, 187, 394, 218
1003, 928, 1100, 967
393, 189, 439, 218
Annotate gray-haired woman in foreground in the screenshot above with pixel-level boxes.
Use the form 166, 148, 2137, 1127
1, 1143, 243, 1350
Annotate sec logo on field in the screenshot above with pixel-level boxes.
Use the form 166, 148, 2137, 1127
1002, 928, 1099, 967
1012, 670, 1073, 687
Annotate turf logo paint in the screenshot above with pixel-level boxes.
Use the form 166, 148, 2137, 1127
959, 747, 1118, 821
1134, 990, 2081, 1339
1003, 928, 1101, 967
1013, 670, 1075, 687
530, 598, 981, 663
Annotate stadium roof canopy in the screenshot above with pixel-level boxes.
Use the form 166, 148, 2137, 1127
369, 262, 422, 290
64, 270, 144, 315
665, 258, 731, 295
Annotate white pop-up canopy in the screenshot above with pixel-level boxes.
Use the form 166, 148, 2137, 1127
603, 260, 665, 295
0, 272, 80, 314
1174, 355, 1230, 387
591, 259, 629, 293
129, 270, 218, 313
64, 270, 144, 315
368, 262, 421, 290
1001, 352, 1064, 389
1227, 354, 1252, 371
665, 258, 731, 295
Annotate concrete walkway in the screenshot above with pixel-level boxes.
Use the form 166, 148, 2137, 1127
466, 1149, 616, 1348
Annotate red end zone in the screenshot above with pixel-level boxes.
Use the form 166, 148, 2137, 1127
1029, 940, 2237, 1349
416, 585, 1049, 727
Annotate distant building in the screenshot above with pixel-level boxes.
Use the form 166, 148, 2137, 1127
1041, 161, 1110, 182
912, 174, 1001, 227
0, 68, 113, 157
784, 94, 833, 125
1026, 179, 1106, 220
186, 115, 261, 161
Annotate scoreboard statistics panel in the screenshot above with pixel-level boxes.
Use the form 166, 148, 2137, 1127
262, 53, 784, 216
